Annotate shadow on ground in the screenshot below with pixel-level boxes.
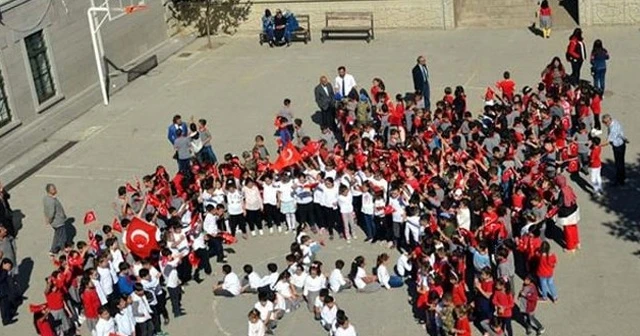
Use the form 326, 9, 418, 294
591, 154, 640, 255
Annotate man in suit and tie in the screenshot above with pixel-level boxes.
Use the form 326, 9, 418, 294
314, 76, 336, 131
412, 55, 431, 111
167, 114, 188, 145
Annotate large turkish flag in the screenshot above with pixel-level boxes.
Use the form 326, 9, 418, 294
272, 142, 302, 171
125, 217, 159, 258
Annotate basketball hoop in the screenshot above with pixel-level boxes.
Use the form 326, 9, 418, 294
124, 4, 148, 14
87, 0, 147, 105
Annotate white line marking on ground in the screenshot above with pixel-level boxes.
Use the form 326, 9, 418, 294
51, 165, 142, 172
211, 299, 232, 336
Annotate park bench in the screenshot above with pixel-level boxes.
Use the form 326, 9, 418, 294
321, 12, 374, 43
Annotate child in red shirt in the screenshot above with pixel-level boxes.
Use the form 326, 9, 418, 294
453, 306, 472, 336
590, 135, 603, 196
591, 92, 602, 130
492, 278, 514, 336
33, 309, 56, 336
443, 86, 454, 106
81, 279, 101, 334
496, 71, 516, 102
537, 241, 558, 302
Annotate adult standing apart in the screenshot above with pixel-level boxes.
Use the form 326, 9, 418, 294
0, 182, 14, 237
566, 28, 586, 86
314, 76, 336, 131
334, 66, 357, 100
43, 183, 69, 257
167, 114, 188, 145
602, 114, 628, 186
590, 39, 610, 93
173, 129, 192, 174
554, 175, 581, 253
0, 226, 16, 272
412, 55, 431, 111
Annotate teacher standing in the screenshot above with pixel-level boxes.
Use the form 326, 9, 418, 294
43, 183, 69, 256
314, 75, 336, 131
412, 55, 431, 111
602, 114, 628, 186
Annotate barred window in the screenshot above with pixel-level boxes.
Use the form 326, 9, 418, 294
25, 31, 56, 104
0, 69, 11, 127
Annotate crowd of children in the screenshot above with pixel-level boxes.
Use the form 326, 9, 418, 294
23, 47, 613, 336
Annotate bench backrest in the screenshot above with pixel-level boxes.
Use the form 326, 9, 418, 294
297, 14, 310, 30
325, 11, 373, 26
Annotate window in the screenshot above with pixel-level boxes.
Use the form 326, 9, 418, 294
25, 31, 56, 104
0, 69, 10, 127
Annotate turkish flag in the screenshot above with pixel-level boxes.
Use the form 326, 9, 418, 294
83, 210, 97, 225
301, 141, 321, 157
125, 182, 138, 193
125, 217, 159, 258
272, 142, 302, 171
29, 303, 48, 313
112, 218, 123, 233
87, 230, 95, 241
188, 251, 200, 267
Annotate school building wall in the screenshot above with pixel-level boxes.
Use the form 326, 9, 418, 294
0, 0, 170, 167
238, 0, 456, 32
579, 0, 640, 25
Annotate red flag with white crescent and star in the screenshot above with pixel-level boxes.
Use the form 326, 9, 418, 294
125, 217, 159, 258
272, 142, 302, 171
112, 217, 123, 233
83, 210, 97, 225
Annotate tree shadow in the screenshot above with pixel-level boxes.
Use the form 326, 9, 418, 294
559, 0, 579, 25
596, 154, 640, 255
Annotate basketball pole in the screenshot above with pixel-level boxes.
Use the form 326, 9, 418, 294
87, 0, 110, 105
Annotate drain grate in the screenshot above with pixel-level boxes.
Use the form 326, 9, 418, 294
177, 52, 193, 58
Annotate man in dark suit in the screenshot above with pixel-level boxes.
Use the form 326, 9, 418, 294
314, 75, 336, 131
412, 55, 431, 111
167, 114, 188, 145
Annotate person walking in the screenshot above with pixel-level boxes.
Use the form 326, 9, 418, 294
539, 0, 552, 39
602, 114, 628, 186
314, 76, 337, 132
566, 28, 586, 86
43, 184, 69, 257
412, 55, 431, 110
590, 39, 610, 93
167, 114, 188, 145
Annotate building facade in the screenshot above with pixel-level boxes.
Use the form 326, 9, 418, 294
0, 0, 168, 164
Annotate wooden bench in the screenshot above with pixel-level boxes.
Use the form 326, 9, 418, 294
259, 14, 311, 45
321, 12, 374, 43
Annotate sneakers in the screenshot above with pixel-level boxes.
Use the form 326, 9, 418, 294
347, 239, 351, 244
259, 229, 264, 236
352, 235, 358, 240
537, 328, 546, 335
251, 231, 257, 237
269, 227, 274, 234
278, 226, 283, 233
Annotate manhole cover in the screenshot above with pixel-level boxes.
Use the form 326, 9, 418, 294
177, 52, 193, 58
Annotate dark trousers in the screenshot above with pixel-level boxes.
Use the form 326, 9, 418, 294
177, 158, 191, 173
193, 247, 212, 279
228, 214, 246, 235
245, 210, 263, 231
320, 106, 336, 131
50, 225, 68, 254
352, 195, 363, 227
150, 305, 162, 333
612, 143, 626, 184
570, 60, 583, 85
177, 256, 192, 283
0, 296, 15, 325
135, 319, 154, 336
322, 207, 340, 236
422, 82, 431, 111
207, 236, 225, 262
167, 286, 182, 317
156, 291, 169, 320
593, 68, 606, 92
594, 113, 601, 130
263, 204, 280, 228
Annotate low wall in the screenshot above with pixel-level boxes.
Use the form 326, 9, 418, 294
238, 0, 455, 32
580, 0, 640, 25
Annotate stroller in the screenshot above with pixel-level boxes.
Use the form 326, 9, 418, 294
260, 9, 300, 47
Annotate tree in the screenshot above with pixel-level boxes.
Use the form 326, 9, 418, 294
169, 0, 253, 48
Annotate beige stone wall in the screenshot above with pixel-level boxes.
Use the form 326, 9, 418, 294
580, 0, 640, 25
238, 0, 455, 33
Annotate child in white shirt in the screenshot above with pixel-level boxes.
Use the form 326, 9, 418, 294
247, 308, 266, 336
241, 264, 262, 294
320, 296, 338, 331
337, 185, 355, 242
328, 259, 351, 293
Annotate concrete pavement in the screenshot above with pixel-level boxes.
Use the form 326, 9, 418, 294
2, 26, 640, 336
